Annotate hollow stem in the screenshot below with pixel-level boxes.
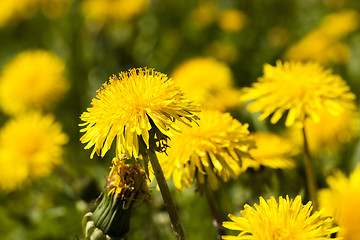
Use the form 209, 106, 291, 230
302, 125, 318, 209
203, 184, 226, 239
147, 149, 186, 240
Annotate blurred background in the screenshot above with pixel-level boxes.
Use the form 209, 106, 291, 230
1, 0, 360, 239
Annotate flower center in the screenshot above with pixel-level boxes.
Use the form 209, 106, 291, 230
21, 134, 41, 156
271, 228, 292, 240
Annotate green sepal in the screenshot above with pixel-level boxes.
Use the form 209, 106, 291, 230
82, 212, 93, 233
92, 191, 132, 238
85, 221, 96, 239
90, 229, 107, 240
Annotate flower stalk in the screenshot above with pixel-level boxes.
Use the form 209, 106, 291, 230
202, 184, 226, 239
302, 125, 318, 209
147, 149, 186, 240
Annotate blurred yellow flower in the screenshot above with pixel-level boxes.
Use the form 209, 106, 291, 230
171, 57, 242, 111
159, 110, 254, 190
287, 108, 359, 153
284, 30, 350, 65
0, 112, 68, 191
0, 50, 69, 115
0, 0, 72, 27
244, 132, 297, 170
285, 10, 358, 65
36, 0, 73, 19
223, 195, 339, 240
0, 0, 29, 27
190, 1, 218, 28
80, 68, 199, 159
319, 10, 359, 39
241, 61, 355, 127
218, 9, 247, 32
82, 0, 148, 23
319, 167, 360, 240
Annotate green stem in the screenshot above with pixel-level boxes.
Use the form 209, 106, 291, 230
203, 184, 226, 239
147, 149, 186, 240
302, 125, 318, 209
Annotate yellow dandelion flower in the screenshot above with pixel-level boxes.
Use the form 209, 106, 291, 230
319, 10, 359, 39
285, 10, 358, 65
0, 0, 72, 27
287, 107, 359, 153
284, 29, 350, 65
0, 112, 68, 191
244, 132, 297, 170
190, 1, 218, 28
171, 57, 241, 111
319, 167, 360, 240
82, 0, 148, 23
0, 0, 29, 27
80, 68, 199, 160
159, 110, 254, 190
241, 60, 355, 127
0, 50, 69, 115
218, 9, 247, 32
223, 195, 339, 240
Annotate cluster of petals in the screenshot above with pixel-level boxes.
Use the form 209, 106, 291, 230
0, 112, 68, 191
319, 167, 360, 239
223, 195, 339, 240
159, 110, 254, 190
241, 60, 355, 127
80, 68, 199, 159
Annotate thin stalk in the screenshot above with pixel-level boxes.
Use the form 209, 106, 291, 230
147, 149, 186, 240
302, 125, 318, 209
203, 184, 226, 239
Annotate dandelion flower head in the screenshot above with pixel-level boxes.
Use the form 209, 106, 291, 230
287, 107, 359, 153
244, 132, 297, 170
218, 9, 247, 32
190, 1, 218, 28
319, 10, 359, 39
0, 50, 69, 115
285, 10, 358, 65
159, 110, 254, 190
107, 156, 151, 209
0, 0, 29, 27
241, 60, 355, 127
223, 195, 339, 240
80, 68, 199, 160
82, 0, 148, 23
0, 0, 72, 27
284, 30, 350, 65
32, 0, 74, 19
319, 166, 360, 240
0, 112, 68, 191
172, 57, 241, 111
